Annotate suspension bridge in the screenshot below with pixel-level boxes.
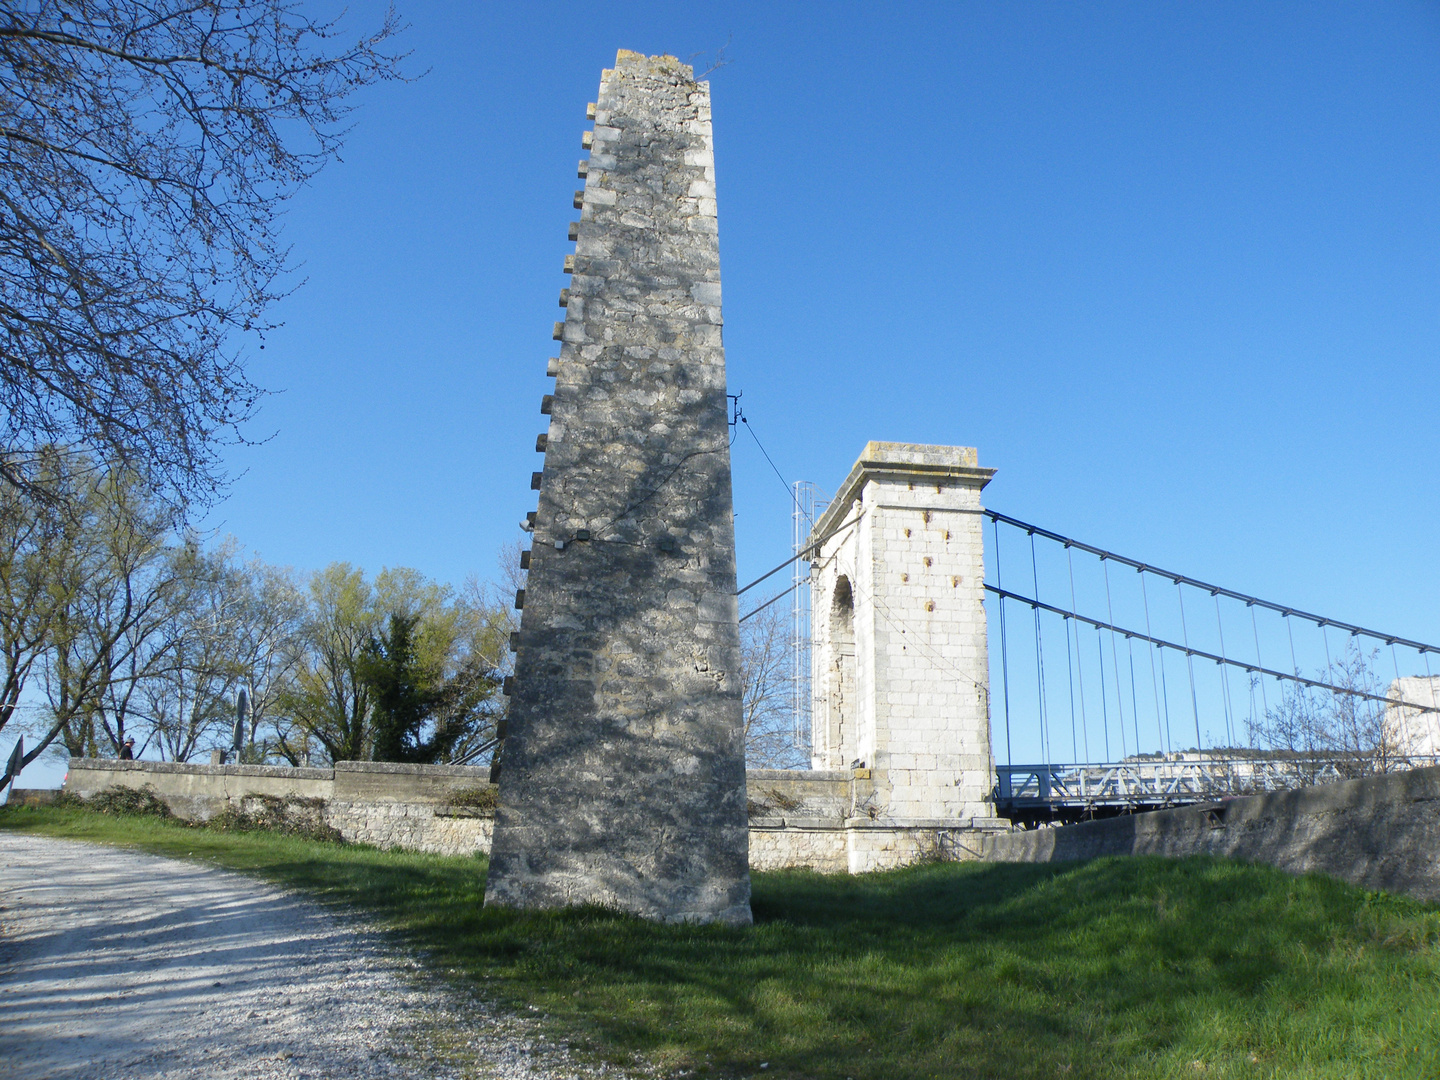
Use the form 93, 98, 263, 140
749, 490, 1440, 828
730, 423, 1440, 833
983, 509, 1440, 826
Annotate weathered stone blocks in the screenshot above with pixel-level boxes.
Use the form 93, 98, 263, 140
809, 442, 998, 841
483, 51, 751, 925
63, 758, 497, 855
982, 764, 1440, 905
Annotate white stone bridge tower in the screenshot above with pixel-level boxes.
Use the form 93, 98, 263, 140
808, 442, 996, 827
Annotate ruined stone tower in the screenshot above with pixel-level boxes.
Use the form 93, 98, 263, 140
484, 51, 751, 925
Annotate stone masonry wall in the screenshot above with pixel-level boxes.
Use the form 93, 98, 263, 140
809, 443, 998, 833
748, 823, 849, 873
329, 800, 493, 856
57, 759, 1005, 872
64, 759, 495, 856
982, 764, 1440, 904
485, 51, 751, 925
864, 455, 994, 819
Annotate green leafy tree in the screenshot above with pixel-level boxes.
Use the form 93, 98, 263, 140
40, 462, 188, 763
0, 456, 511, 772
360, 613, 439, 763
1, 450, 197, 766
0, 448, 75, 749
277, 564, 507, 764
359, 610, 505, 764
276, 562, 379, 762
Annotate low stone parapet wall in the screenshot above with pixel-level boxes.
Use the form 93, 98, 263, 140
62, 758, 1006, 870
65, 758, 495, 856
982, 764, 1440, 904
749, 815, 1008, 873
745, 768, 854, 819
4, 788, 61, 808
67, 759, 334, 819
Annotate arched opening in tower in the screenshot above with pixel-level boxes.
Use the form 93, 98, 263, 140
829, 575, 857, 767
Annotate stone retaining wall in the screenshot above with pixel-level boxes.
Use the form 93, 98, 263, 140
982, 764, 1440, 904
65, 759, 495, 856
4, 788, 61, 808
62, 759, 1004, 870
749, 815, 1004, 873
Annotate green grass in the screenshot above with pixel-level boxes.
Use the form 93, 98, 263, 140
6, 805, 1440, 1080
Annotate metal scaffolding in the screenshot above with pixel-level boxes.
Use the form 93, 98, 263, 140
791, 481, 828, 751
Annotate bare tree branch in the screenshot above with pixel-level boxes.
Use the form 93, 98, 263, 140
739, 593, 807, 769
0, 0, 409, 508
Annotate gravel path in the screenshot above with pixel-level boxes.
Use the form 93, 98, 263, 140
0, 833, 628, 1080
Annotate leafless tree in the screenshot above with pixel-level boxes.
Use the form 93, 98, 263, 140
441, 572, 514, 766
38, 464, 187, 761
131, 540, 259, 762
0, 0, 407, 507
0, 447, 76, 744
228, 555, 304, 759
739, 594, 807, 770
1246, 641, 1407, 780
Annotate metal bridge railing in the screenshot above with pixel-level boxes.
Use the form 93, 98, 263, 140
993, 756, 1440, 824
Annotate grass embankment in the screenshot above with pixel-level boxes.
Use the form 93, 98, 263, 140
5, 806, 1440, 1080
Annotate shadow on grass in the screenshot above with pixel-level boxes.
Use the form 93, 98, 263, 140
7, 807, 1440, 1080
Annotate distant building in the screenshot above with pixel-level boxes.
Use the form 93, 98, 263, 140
1384, 676, 1440, 756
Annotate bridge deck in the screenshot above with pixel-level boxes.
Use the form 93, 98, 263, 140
993, 756, 1440, 827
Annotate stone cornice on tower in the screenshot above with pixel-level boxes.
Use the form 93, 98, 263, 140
810, 441, 996, 547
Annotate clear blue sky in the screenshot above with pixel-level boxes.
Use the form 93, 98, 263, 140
21, 1, 1440, 786
73, 0, 1416, 777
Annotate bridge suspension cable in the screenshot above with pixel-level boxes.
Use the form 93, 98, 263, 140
985, 510, 1440, 654
984, 584, 1438, 715
983, 508, 1440, 820
987, 505, 1440, 797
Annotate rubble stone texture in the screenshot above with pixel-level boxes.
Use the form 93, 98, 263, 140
484, 51, 751, 925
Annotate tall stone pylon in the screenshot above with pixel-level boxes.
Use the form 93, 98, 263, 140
484, 51, 751, 925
